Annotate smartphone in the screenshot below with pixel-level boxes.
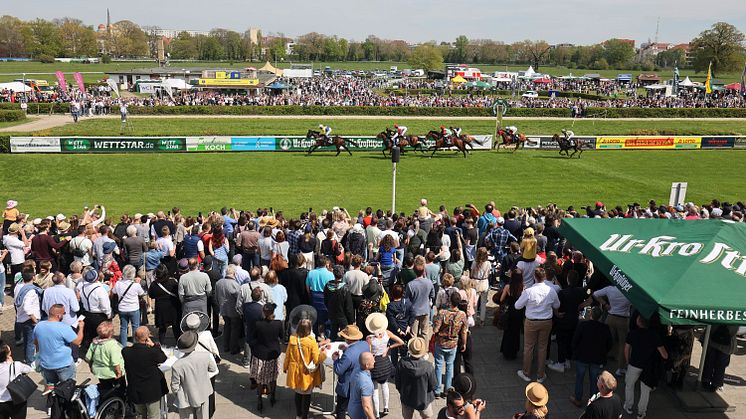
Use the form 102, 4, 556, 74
78, 314, 86, 322
270, 207, 274, 213
198, 211, 202, 217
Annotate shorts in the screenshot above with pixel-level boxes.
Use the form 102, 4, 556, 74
402, 403, 433, 419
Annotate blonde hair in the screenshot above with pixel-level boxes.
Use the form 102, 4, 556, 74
524, 401, 548, 418
441, 273, 455, 288
96, 321, 114, 338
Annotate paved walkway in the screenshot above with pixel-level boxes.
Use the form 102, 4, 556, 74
1, 292, 743, 418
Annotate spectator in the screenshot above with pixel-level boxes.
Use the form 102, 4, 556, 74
437, 389, 468, 419
148, 264, 182, 345
396, 337, 437, 419
215, 265, 242, 354
241, 287, 265, 367
432, 292, 468, 397
123, 224, 147, 268
514, 267, 559, 383
452, 373, 487, 419
469, 248, 490, 326
500, 269, 525, 360
280, 254, 310, 317
33, 304, 84, 388
385, 284, 412, 368
306, 256, 334, 338
547, 270, 585, 374
348, 352, 377, 419
570, 307, 613, 407
284, 318, 326, 419
236, 221, 261, 270
171, 331, 218, 419
325, 265, 355, 340
344, 255, 369, 310
365, 313, 405, 417
0, 340, 32, 419
249, 303, 284, 411
701, 325, 739, 392
121, 327, 168, 419
14, 269, 41, 363
111, 265, 146, 346
265, 270, 287, 322
178, 257, 212, 315
77, 268, 111, 351
86, 321, 125, 394
623, 315, 668, 419
333, 324, 369, 419
405, 256, 435, 339
582, 371, 623, 419
512, 382, 549, 419
183, 313, 221, 418
592, 283, 632, 376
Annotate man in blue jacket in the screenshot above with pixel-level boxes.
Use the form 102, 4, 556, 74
332, 324, 369, 419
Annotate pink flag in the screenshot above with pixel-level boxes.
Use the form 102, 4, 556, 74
55, 71, 68, 93
73, 72, 85, 92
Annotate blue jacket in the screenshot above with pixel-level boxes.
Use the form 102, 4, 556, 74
334, 340, 370, 397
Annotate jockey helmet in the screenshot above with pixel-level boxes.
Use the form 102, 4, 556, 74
319, 124, 324, 129
561, 128, 567, 133
394, 124, 399, 128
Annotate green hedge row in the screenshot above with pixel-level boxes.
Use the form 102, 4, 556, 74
0, 110, 26, 122
0, 135, 9, 153
383, 88, 611, 101
1, 102, 746, 118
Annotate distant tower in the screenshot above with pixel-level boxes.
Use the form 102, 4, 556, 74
654, 17, 660, 44
106, 8, 111, 34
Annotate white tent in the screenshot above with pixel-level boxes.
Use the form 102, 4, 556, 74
525, 66, 536, 77
0, 82, 32, 92
678, 76, 695, 87
161, 78, 192, 90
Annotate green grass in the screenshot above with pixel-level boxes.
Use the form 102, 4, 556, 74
1, 151, 744, 218
1, 60, 741, 84
25, 117, 746, 137
0, 118, 31, 129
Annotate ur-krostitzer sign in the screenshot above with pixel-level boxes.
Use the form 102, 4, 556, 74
559, 218, 746, 325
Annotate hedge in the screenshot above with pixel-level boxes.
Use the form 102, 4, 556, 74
382, 88, 611, 101
0, 110, 26, 122
1, 102, 746, 118
0, 136, 9, 153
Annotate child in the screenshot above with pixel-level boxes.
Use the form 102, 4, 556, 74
3, 200, 19, 235
520, 227, 537, 262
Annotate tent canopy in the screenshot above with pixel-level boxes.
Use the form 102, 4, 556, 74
161, 79, 191, 90
0, 82, 32, 92
259, 61, 283, 76
724, 82, 743, 90
267, 81, 289, 90
679, 76, 695, 87
450, 75, 467, 83
533, 77, 552, 84
559, 218, 746, 326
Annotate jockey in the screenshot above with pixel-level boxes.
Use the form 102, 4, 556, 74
391, 123, 407, 146
561, 128, 575, 147
319, 124, 332, 144
451, 126, 462, 139
440, 125, 452, 146
506, 126, 519, 143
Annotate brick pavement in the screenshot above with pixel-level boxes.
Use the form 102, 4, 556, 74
1, 293, 742, 419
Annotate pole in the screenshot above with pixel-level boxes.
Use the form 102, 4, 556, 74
391, 161, 397, 215
697, 325, 711, 384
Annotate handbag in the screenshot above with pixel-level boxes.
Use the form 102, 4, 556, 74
7, 362, 37, 404
136, 253, 146, 279
297, 336, 317, 373
493, 304, 509, 330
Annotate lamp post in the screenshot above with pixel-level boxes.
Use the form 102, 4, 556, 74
391, 146, 400, 214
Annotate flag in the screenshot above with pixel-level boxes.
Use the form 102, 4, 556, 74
705, 62, 712, 94
55, 71, 68, 93
105, 78, 119, 97
740, 61, 746, 96
73, 72, 85, 93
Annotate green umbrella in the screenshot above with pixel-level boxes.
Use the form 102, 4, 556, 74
559, 218, 746, 326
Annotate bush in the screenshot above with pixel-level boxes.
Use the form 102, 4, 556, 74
0, 136, 9, 153
37, 54, 55, 64
0, 110, 26, 122
101, 54, 112, 64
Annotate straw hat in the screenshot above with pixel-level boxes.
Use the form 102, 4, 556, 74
6, 200, 17, 209
338, 324, 363, 341
407, 337, 428, 359
365, 313, 388, 335
57, 221, 71, 232
7, 223, 19, 234
525, 382, 549, 406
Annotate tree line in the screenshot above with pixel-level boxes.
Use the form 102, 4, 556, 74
0, 15, 743, 76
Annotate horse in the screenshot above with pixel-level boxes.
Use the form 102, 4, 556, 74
494, 129, 526, 152
379, 129, 395, 157
460, 135, 487, 152
553, 134, 586, 158
306, 130, 358, 156
381, 130, 426, 157
426, 131, 468, 158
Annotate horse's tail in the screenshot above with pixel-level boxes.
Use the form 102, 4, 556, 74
469, 135, 486, 145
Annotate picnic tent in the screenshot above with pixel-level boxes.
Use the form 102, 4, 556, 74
0, 82, 32, 92
679, 76, 696, 87
559, 218, 746, 327
259, 61, 283, 76
532, 77, 552, 84
724, 82, 743, 91
450, 75, 467, 84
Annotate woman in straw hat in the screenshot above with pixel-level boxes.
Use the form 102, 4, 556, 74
512, 382, 549, 419
365, 313, 405, 418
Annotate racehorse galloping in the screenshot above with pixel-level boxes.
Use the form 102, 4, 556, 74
306, 130, 358, 156
379, 129, 395, 157
381, 130, 426, 157
426, 131, 468, 158
553, 134, 585, 158
495, 129, 526, 152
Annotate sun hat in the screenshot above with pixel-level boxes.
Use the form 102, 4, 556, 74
6, 200, 17, 209
103, 242, 116, 254
453, 373, 477, 400
32, 218, 42, 226
7, 223, 19, 234
176, 331, 199, 353
83, 269, 98, 283
338, 324, 363, 341
58, 221, 71, 232
365, 313, 388, 335
407, 337, 428, 359
180, 311, 210, 333
525, 382, 549, 407
56, 213, 66, 222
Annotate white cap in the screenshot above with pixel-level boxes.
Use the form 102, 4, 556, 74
32, 218, 42, 225
56, 213, 66, 221
497, 217, 505, 224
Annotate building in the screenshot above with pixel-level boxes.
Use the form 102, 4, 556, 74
105, 67, 277, 93
149, 29, 211, 39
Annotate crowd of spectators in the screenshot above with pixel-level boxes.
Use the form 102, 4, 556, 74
0, 196, 741, 419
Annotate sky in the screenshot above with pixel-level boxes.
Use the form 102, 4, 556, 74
6, 0, 746, 45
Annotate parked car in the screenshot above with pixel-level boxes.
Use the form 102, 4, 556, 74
522, 90, 539, 98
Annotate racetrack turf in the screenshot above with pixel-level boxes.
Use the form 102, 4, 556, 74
2, 149, 743, 217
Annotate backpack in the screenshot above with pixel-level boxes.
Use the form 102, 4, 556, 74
70, 237, 87, 258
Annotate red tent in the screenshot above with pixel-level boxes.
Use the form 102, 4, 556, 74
532, 78, 552, 84
723, 83, 743, 90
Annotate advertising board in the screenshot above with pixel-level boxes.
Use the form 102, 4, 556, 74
230, 137, 277, 151
596, 137, 701, 150
60, 138, 186, 153
10, 137, 61, 153
186, 137, 232, 152
700, 137, 736, 149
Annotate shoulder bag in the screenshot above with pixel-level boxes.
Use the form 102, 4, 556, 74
297, 336, 317, 373
7, 362, 37, 404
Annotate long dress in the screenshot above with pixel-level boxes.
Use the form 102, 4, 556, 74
148, 278, 182, 331
499, 293, 525, 360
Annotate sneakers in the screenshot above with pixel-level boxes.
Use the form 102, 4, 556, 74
547, 361, 565, 373
615, 368, 627, 376
536, 375, 546, 383
516, 370, 531, 382
14, 339, 23, 347
624, 406, 634, 415
637, 414, 645, 419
